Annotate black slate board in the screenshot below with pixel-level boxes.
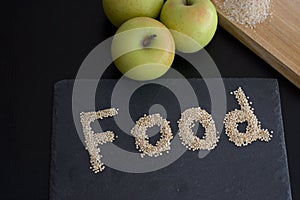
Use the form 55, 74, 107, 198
50, 78, 292, 200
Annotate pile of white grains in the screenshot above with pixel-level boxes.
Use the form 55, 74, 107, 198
220, 0, 271, 28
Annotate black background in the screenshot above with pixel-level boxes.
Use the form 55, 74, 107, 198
3, 0, 300, 199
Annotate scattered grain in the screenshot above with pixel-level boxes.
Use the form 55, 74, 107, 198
131, 114, 173, 157
178, 107, 219, 151
80, 108, 118, 173
223, 87, 272, 146
220, 0, 271, 28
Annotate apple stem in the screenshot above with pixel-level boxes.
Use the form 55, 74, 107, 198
184, 0, 192, 5
142, 34, 157, 47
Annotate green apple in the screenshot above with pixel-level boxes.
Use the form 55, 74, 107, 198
160, 0, 218, 53
111, 17, 175, 81
103, 0, 164, 27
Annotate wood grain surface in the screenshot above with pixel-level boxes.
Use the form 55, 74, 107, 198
212, 0, 300, 88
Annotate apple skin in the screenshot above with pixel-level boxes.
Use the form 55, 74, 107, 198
160, 0, 218, 53
103, 0, 164, 27
111, 17, 175, 81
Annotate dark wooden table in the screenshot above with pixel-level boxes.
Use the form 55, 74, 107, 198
3, 0, 300, 199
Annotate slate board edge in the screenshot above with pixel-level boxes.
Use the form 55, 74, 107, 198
274, 80, 293, 199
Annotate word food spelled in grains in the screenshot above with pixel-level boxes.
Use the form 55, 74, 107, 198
80, 87, 273, 173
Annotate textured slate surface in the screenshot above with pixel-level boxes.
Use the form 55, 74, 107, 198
50, 78, 292, 200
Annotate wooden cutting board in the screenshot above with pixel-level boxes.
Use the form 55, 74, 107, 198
212, 0, 300, 88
